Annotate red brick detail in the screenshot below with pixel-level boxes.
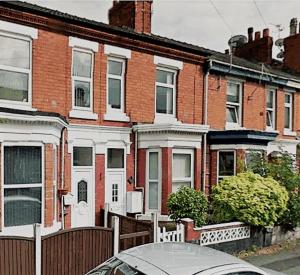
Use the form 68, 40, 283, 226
181, 218, 200, 241
95, 154, 105, 225
210, 150, 218, 187
161, 148, 172, 215
194, 149, 201, 191
126, 135, 135, 193
242, 82, 266, 131
108, 0, 153, 33
236, 149, 246, 173
44, 144, 54, 227
284, 33, 300, 73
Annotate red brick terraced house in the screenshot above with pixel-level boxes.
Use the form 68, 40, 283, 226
0, 0, 299, 236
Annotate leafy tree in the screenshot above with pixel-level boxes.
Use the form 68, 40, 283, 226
211, 172, 289, 227
167, 186, 208, 227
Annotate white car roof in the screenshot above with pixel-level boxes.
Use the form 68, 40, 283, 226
117, 242, 255, 275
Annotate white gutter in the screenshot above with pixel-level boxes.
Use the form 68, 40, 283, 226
210, 59, 300, 89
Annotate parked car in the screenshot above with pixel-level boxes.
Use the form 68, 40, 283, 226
86, 242, 284, 275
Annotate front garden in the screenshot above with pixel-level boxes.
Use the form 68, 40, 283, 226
166, 151, 300, 251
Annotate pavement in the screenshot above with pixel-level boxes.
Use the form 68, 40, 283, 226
245, 242, 300, 275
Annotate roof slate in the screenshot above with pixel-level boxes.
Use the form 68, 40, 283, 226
1, 1, 300, 81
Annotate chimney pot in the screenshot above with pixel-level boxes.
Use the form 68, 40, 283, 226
248, 27, 254, 42
263, 28, 269, 38
290, 18, 298, 36
255, 31, 261, 40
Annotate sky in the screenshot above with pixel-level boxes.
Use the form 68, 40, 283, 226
25, 0, 300, 56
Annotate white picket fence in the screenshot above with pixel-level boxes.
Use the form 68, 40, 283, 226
151, 213, 185, 243
157, 223, 185, 243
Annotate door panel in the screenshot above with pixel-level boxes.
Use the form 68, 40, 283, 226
72, 169, 94, 227
106, 171, 125, 215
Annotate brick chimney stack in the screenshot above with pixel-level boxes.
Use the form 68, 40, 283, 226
290, 18, 298, 36
234, 27, 273, 64
283, 18, 300, 73
108, 0, 153, 33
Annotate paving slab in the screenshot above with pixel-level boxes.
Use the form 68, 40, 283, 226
245, 243, 300, 275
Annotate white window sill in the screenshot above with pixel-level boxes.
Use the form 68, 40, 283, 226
225, 123, 244, 130
0, 102, 37, 112
69, 110, 98, 120
104, 112, 130, 122
154, 114, 178, 124
283, 129, 297, 137
265, 127, 279, 134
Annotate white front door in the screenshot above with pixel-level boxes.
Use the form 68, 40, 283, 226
106, 171, 126, 214
72, 169, 94, 227
105, 148, 126, 215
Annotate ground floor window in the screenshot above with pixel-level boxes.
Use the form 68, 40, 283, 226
172, 149, 194, 192
218, 151, 235, 182
146, 149, 161, 212
3, 146, 43, 227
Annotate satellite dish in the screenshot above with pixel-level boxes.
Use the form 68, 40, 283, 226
277, 51, 284, 59
275, 38, 284, 47
228, 35, 248, 49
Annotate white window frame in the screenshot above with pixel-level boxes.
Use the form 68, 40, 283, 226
266, 88, 276, 131
226, 80, 243, 129
71, 48, 94, 112
104, 57, 129, 122
284, 92, 293, 131
172, 149, 194, 192
217, 150, 236, 183
53, 145, 57, 223
146, 149, 162, 213
155, 67, 177, 123
0, 31, 33, 111
1, 142, 44, 234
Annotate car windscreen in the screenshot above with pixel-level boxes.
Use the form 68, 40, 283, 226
87, 257, 145, 275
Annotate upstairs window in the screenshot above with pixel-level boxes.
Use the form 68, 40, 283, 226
72, 49, 93, 110
284, 93, 293, 130
0, 34, 31, 105
266, 89, 276, 130
226, 81, 242, 127
156, 68, 176, 117
107, 58, 125, 113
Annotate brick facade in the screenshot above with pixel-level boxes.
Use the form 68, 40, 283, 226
0, 1, 299, 235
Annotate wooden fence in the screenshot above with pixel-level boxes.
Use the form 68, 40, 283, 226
107, 212, 153, 251
0, 236, 35, 275
0, 226, 113, 275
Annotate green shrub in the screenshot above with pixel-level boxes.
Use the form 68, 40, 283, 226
167, 186, 208, 227
247, 151, 300, 228
211, 172, 289, 227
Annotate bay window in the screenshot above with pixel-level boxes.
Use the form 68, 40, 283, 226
172, 150, 194, 193
284, 92, 293, 131
266, 89, 276, 130
3, 146, 43, 227
0, 33, 31, 106
156, 68, 176, 117
226, 81, 242, 127
146, 150, 161, 212
72, 49, 93, 110
218, 151, 235, 182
